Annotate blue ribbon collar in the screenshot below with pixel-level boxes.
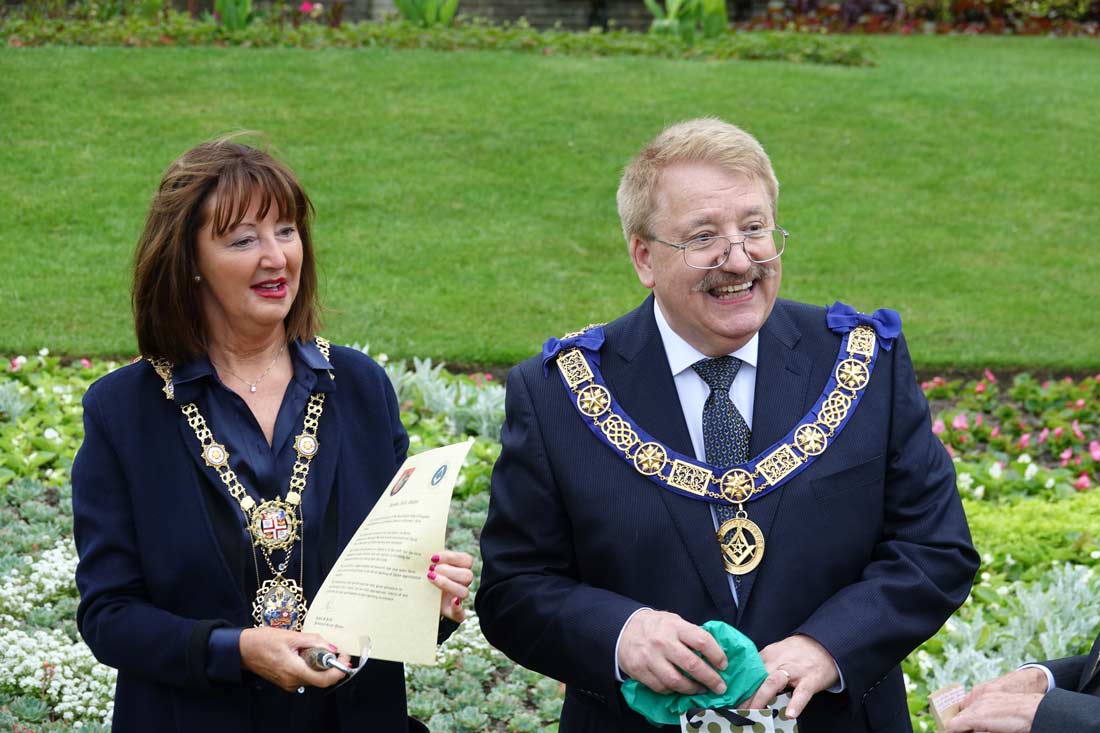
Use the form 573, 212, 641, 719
548, 303, 899, 510
825, 301, 901, 351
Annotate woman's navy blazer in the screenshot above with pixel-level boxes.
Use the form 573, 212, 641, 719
72, 346, 413, 733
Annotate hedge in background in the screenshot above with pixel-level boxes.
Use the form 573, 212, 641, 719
1, 13, 875, 65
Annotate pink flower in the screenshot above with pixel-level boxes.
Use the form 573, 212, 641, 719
1073, 420, 1085, 441
8, 359, 18, 372
1091, 441, 1100, 462
1039, 427, 1050, 443
932, 419, 945, 436
975, 381, 986, 394
952, 413, 969, 430
1060, 447, 1074, 467
1054, 427, 1064, 439
983, 368, 997, 383
991, 426, 1000, 438
959, 435, 969, 444
1076, 398, 1087, 409
1074, 473, 1091, 491
1019, 433, 1031, 449
80, 357, 93, 368
975, 414, 984, 427
300, 1, 313, 11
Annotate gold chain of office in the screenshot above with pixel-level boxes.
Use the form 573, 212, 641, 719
555, 324, 878, 574
147, 337, 333, 629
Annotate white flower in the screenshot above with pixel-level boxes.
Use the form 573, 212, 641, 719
1091, 551, 1100, 560
988, 463, 1003, 480
1005, 554, 1016, 565
983, 553, 994, 564
378, 353, 390, 364
44, 427, 60, 442
974, 485, 986, 500
1025, 463, 1038, 481
39, 347, 49, 356
1017, 453, 1032, 464
957, 472, 974, 491
981, 571, 991, 582
1045, 478, 1056, 489
13, 355, 27, 366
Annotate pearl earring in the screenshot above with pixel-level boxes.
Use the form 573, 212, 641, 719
194, 274, 202, 283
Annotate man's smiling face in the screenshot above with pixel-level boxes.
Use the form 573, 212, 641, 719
630, 161, 782, 357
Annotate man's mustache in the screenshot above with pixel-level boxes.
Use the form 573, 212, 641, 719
692, 264, 778, 293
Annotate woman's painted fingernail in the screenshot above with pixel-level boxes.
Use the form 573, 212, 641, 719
452, 598, 461, 607
427, 571, 437, 580
429, 564, 436, 572
431, 554, 440, 563
328, 644, 338, 652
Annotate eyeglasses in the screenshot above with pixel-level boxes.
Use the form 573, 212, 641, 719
654, 227, 788, 270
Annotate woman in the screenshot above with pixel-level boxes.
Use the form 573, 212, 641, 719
72, 137, 474, 732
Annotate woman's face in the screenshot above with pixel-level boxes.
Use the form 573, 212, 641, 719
195, 195, 303, 341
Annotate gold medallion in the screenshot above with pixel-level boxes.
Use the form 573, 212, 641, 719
253, 576, 307, 631
202, 442, 229, 468
717, 516, 765, 575
294, 433, 319, 458
633, 442, 668, 476
249, 499, 299, 551
577, 384, 611, 418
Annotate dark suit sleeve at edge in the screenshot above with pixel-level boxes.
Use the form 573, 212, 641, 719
476, 366, 643, 705
1032, 686, 1100, 733
793, 332, 980, 703
73, 385, 235, 691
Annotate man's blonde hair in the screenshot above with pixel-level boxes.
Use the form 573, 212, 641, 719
616, 118, 779, 245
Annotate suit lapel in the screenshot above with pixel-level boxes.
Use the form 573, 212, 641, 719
735, 302, 811, 621
1081, 632, 1100, 691
175, 415, 253, 608
603, 297, 739, 624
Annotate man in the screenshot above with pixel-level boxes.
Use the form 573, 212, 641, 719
946, 632, 1100, 732
476, 118, 979, 732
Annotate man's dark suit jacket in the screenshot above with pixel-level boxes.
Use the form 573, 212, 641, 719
1034, 632, 1100, 732
72, 346, 417, 733
477, 297, 979, 733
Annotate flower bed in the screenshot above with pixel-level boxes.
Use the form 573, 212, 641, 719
1, 353, 1098, 731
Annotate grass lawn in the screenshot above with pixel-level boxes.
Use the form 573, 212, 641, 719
1, 35, 1097, 368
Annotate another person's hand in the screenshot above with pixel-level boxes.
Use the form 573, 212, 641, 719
617, 609, 729, 695
428, 550, 474, 623
239, 627, 351, 693
946, 691, 1044, 733
739, 634, 839, 718
946, 667, 1049, 733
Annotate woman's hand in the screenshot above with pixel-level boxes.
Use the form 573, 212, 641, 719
239, 627, 351, 693
427, 550, 474, 623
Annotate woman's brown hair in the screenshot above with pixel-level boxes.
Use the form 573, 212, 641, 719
132, 135, 321, 363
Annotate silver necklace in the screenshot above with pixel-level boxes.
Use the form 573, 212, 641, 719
212, 344, 286, 393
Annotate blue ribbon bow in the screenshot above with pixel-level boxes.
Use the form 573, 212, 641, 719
825, 301, 902, 351
542, 326, 606, 376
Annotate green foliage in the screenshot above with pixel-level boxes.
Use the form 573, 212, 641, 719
393, 0, 459, 27
0, 14, 873, 66
644, 0, 728, 42
214, 0, 254, 30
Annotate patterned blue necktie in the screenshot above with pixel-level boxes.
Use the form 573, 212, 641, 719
692, 356, 751, 575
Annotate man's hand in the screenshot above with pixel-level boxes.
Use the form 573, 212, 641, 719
945, 692, 1044, 733
945, 668, 1048, 733
617, 610, 728, 695
739, 634, 839, 718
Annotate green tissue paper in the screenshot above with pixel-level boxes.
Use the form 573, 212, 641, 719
621, 620, 768, 726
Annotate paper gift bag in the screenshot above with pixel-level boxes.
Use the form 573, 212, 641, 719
680, 692, 799, 733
